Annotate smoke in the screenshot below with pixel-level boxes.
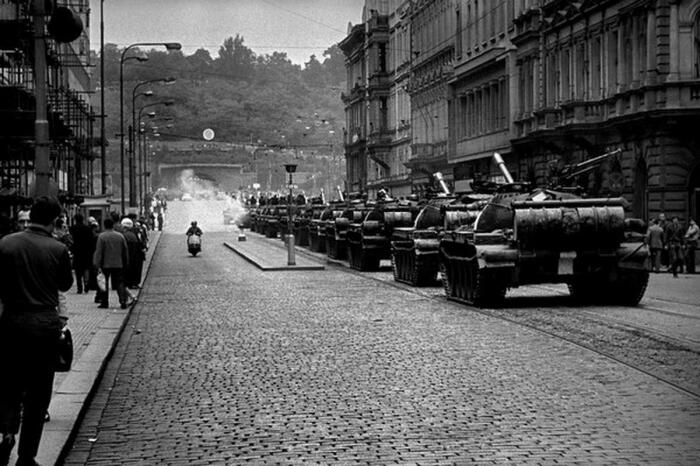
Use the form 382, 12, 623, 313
165, 169, 247, 234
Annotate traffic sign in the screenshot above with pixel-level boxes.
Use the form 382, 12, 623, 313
287, 184, 298, 189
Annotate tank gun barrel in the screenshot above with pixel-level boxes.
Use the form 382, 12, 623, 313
434, 172, 450, 195
336, 185, 345, 202
561, 148, 622, 179
493, 152, 514, 184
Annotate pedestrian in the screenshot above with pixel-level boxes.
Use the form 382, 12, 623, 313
93, 218, 130, 309
665, 216, 684, 277
52, 217, 73, 251
645, 219, 664, 273
658, 213, 668, 269
87, 217, 100, 296
16, 210, 30, 231
685, 218, 699, 274
0, 196, 73, 466
69, 213, 95, 294
120, 218, 144, 289
157, 211, 163, 231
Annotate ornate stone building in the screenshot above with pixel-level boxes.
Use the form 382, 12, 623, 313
512, 0, 700, 222
407, 0, 456, 195
341, 0, 414, 198
0, 0, 95, 214
340, 22, 367, 194
449, 0, 519, 192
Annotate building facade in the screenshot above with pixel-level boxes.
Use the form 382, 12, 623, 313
512, 0, 700, 222
407, 0, 456, 195
340, 22, 368, 195
449, 0, 519, 192
0, 0, 94, 216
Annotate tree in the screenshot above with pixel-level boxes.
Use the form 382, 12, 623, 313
302, 54, 326, 88
216, 35, 255, 80
322, 44, 345, 85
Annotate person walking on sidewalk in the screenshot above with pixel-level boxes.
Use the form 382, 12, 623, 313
120, 218, 144, 290
665, 216, 685, 277
69, 213, 95, 294
645, 219, 664, 273
93, 218, 130, 309
0, 196, 73, 466
685, 218, 699, 274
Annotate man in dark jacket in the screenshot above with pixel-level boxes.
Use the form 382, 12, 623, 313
120, 218, 144, 289
93, 218, 130, 309
0, 196, 73, 466
665, 216, 685, 278
69, 213, 95, 293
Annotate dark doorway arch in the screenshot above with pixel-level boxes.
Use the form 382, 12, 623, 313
633, 157, 648, 221
689, 163, 700, 222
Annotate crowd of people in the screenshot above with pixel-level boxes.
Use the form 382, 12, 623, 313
645, 214, 699, 277
0, 198, 156, 466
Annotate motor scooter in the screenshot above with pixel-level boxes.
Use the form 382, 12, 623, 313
187, 233, 202, 256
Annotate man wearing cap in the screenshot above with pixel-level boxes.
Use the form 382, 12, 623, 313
0, 196, 73, 466
93, 218, 130, 309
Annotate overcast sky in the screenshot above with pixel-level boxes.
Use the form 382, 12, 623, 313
92, 0, 365, 65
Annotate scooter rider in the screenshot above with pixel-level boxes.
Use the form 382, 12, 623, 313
186, 221, 203, 237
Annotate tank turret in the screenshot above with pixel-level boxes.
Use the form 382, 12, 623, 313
439, 150, 649, 307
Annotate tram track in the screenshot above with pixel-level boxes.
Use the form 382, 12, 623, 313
318, 253, 700, 400
248, 234, 700, 399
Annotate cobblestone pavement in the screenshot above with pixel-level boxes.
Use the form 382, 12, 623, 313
61, 199, 700, 465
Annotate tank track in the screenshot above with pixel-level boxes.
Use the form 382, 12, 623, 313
348, 242, 380, 271
391, 247, 437, 286
439, 245, 506, 308
568, 269, 649, 306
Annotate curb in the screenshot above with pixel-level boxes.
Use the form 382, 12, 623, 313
223, 241, 325, 271
44, 232, 163, 466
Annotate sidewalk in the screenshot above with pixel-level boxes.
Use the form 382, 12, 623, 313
10, 231, 162, 466
223, 233, 324, 271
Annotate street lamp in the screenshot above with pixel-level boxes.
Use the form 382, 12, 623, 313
120, 42, 181, 213
284, 163, 297, 266
136, 100, 175, 212
130, 77, 176, 209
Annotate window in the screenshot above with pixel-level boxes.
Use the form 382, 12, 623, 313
456, 7, 462, 58
379, 44, 386, 73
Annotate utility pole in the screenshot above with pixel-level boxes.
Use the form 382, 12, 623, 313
100, 0, 107, 194
33, 0, 51, 198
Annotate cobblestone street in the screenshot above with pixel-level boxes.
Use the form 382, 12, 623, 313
62, 214, 700, 464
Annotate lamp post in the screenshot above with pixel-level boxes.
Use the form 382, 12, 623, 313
136, 101, 174, 211
284, 163, 297, 266
130, 77, 176, 210
100, 0, 106, 194
139, 117, 172, 213
120, 41, 180, 213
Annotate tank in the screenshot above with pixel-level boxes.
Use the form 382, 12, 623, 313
439, 150, 649, 307
325, 200, 371, 261
293, 202, 324, 246
310, 201, 344, 253
391, 183, 490, 286
346, 198, 421, 271
258, 205, 289, 238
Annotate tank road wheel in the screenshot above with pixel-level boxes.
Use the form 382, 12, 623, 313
613, 269, 649, 306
